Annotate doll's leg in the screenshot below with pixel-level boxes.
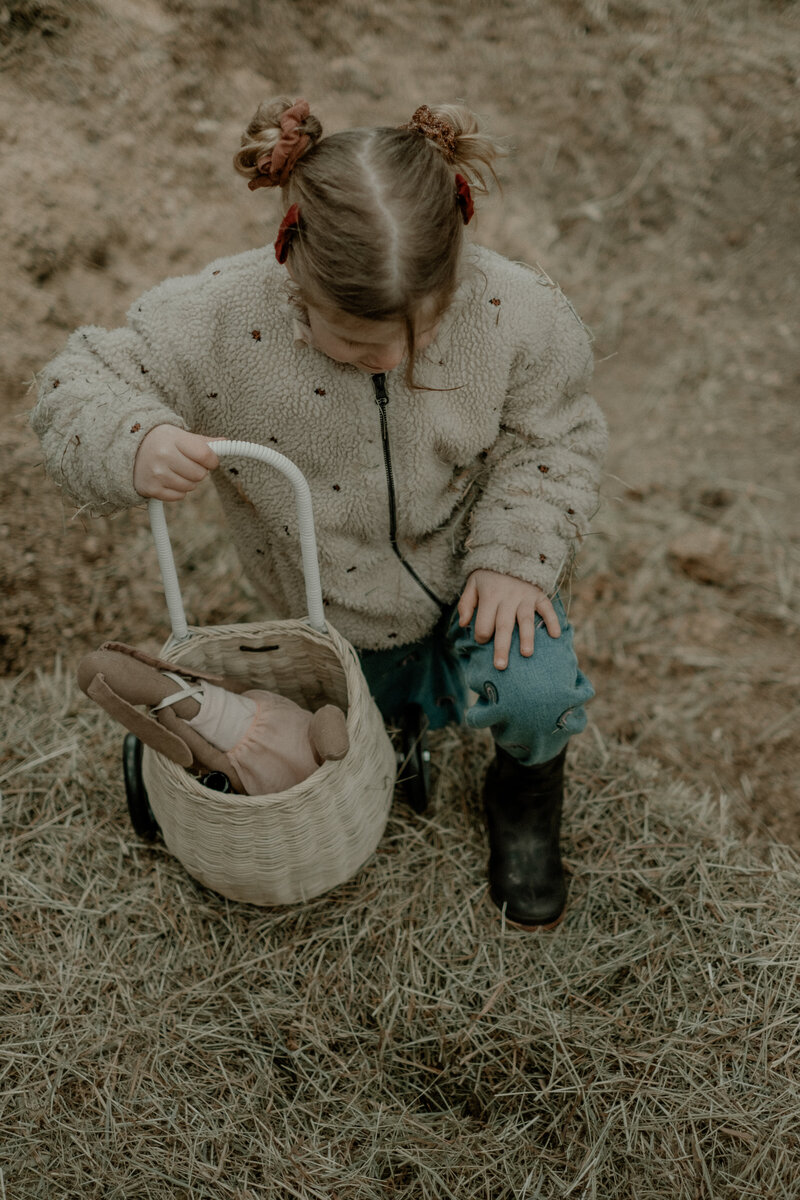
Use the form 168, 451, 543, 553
447, 596, 593, 928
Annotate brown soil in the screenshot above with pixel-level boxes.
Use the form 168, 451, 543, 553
2, 0, 798, 836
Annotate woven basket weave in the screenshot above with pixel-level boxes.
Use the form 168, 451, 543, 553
142, 618, 396, 905
139, 438, 396, 907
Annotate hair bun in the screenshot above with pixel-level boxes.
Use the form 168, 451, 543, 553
400, 103, 503, 193
233, 97, 323, 189
401, 104, 457, 162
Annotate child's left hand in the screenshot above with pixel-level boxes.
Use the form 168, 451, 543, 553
457, 569, 561, 671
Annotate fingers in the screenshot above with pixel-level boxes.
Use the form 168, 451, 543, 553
150, 484, 193, 502
491, 610, 514, 670
457, 576, 478, 627
172, 450, 211, 485
514, 598, 559, 663
470, 591, 513, 668
495, 600, 558, 668
462, 570, 562, 672
176, 432, 219, 471
537, 595, 562, 639
134, 425, 220, 500
517, 613, 536, 658
473, 596, 499, 645
147, 460, 202, 497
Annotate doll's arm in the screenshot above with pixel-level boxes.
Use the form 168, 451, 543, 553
308, 705, 349, 764
157, 709, 244, 792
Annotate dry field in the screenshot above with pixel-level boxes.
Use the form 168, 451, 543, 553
1, 1, 799, 1196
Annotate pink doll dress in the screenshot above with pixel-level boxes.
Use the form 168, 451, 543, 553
186, 681, 321, 795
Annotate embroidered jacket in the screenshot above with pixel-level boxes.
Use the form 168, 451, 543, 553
32, 244, 607, 650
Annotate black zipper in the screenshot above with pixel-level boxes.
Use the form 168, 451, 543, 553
371, 372, 444, 609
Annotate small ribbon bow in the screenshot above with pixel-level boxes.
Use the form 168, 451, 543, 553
274, 203, 301, 264
455, 174, 474, 225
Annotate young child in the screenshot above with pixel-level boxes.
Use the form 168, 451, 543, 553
32, 98, 607, 930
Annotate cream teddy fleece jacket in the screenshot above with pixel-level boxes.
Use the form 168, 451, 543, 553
32, 243, 607, 651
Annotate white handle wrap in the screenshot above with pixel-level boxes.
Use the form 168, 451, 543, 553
148, 439, 326, 641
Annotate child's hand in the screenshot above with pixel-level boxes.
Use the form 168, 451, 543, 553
133, 425, 220, 501
457, 569, 561, 670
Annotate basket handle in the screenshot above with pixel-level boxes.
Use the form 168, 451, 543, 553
148, 439, 326, 641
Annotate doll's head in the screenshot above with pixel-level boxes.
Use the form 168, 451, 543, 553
233, 98, 503, 380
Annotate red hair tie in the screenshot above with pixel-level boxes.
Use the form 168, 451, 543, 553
249, 99, 311, 190
275, 203, 301, 264
455, 174, 474, 225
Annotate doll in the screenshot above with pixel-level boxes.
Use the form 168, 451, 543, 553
77, 642, 349, 795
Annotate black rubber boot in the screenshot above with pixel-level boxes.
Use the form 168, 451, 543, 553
483, 745, 567, 929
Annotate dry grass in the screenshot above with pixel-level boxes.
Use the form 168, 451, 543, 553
2, 0, 798, 834
3, 664, 800, 1198
572, 467, 800, 838
2, 0, 799, 1193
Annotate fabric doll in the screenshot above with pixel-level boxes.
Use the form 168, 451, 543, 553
77, 642, 349, 795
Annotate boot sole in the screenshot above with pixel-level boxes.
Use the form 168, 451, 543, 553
504, 908, 566, 932
488, 889, 567, 931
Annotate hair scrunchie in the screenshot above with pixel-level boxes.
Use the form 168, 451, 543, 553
400, 104, 458, 162
249, 99, 311, 190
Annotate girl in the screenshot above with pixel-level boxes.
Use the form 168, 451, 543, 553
32, 98, 607, 930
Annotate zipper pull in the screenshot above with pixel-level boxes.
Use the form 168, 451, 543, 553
372, 372, 389, 407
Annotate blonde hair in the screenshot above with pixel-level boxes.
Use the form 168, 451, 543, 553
234, 98, 504, 380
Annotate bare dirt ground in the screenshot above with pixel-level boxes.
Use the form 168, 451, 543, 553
2, 0, 798, 839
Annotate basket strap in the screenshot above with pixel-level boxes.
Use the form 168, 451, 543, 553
148, 439, 327, 641
150, 671, 206, 714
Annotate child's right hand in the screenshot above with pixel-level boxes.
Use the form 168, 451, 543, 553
133, 425, 220, 501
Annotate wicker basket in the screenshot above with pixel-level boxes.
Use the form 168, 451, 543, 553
140, 440, 396, 906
